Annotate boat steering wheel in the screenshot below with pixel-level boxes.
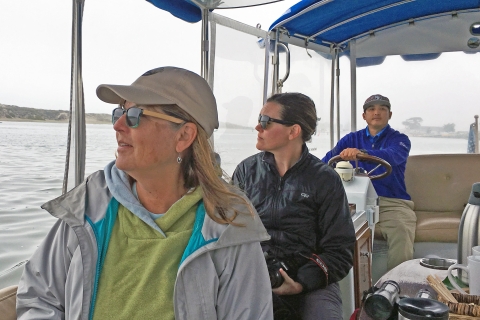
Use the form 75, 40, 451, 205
327, 153, 392, 180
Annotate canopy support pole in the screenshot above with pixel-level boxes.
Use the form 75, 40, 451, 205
63, 0, 86, 194
475, 115, 479, 153
208, 13, 216, 91
329, 48, 337, 149
201, 8, 209, 83
272, 29, 280, 95
263, 35, 270, 104
350, 40, 357, 132
200, 9, 216, 147
335, 47, 341, 142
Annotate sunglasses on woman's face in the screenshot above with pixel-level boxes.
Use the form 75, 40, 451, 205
112, 106, 184, 128
258, 114, 295, 130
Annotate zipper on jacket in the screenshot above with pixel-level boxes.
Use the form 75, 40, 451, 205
277, 177, 283, 191
272, 176, 284, 231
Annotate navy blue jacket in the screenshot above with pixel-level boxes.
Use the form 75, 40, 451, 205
322, 125, 411, 200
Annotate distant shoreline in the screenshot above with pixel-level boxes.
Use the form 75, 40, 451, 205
0, 118, 110, 124
0, 119, 470, 139
0, 118, 254, 129
0, 105, 471, 136
0, 104, 112, 124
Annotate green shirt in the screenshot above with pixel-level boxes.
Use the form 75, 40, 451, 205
93, 187, 202, 320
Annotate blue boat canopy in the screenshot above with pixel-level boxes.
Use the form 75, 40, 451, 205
269, 0, 480, 58
147, 0, 202, 23
147, 0, 284, 23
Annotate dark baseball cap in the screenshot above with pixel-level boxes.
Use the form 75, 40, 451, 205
363, 94, 391, 111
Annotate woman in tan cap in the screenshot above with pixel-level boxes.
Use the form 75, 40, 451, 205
16, 67, 273, 320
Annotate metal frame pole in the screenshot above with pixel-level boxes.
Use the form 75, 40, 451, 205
335, 48, 340, 142
201, 8, 209, 82
201, 9, 215, 147
350, 40, 357, 132
63, 0, 86, 194
272, 29, 280, 95
208, 15, 216, 91
263, 36, 270, 104
329, 48, 337, 149
475, 115, 479, 153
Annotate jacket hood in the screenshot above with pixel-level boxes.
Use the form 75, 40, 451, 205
42, 162, 269, 248
104, 160, 166, 236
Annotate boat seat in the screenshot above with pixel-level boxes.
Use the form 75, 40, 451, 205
405, 154, 480, 244
0, 285, 17, 320
374, 154, 480, 243
372, 154, 480, 283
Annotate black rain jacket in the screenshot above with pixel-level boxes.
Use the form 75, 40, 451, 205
232, 145, 356, 292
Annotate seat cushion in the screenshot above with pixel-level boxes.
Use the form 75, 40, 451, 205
405, 154, 479, 213
0, 285, 17, 320
414, 211, 462, 242
373, 210, 461, 242
404, 154, 480, 243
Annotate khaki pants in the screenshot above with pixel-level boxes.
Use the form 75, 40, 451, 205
374, 196, 416, 271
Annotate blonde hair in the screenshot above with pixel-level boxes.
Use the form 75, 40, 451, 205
152, 104, 253, 224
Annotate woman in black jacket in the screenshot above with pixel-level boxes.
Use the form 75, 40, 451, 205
232, 92, 356, 320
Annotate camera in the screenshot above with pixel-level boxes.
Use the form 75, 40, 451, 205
264, 252, 302, 289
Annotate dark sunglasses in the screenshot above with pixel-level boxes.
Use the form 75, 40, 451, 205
258, 114, 295, 130
112, 106, 184, 128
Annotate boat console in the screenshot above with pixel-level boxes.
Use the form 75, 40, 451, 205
332, 158, 381, 319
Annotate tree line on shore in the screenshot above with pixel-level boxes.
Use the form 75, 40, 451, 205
402, 117, 469, 138
0, 104, 111, 123
0, 104, 252, 129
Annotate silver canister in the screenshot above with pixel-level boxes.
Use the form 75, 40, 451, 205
457, 183, 480, 284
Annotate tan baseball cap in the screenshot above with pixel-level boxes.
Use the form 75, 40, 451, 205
96, 66, 219, 137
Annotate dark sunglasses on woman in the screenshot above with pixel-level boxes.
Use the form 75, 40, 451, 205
112, 106, 184, 128
258, 114, 295, 130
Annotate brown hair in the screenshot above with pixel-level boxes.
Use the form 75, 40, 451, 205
151, 104, 252, 224
266, 92, 317, 142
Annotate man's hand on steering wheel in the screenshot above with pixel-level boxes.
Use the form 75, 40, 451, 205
339, 148, 366, 161
327, 152, 392, 180
272, 269, 303, 296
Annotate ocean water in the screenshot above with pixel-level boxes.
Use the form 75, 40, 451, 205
0, 121, 470, 288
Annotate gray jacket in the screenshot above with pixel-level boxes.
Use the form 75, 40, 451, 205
16, 167, 273, 320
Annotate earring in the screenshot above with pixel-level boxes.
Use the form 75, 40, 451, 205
177, 154, 182, 164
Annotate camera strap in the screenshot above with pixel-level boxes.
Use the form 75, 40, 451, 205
298, 252, 328, 284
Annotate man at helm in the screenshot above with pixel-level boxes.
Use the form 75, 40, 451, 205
322, 94, 415, 271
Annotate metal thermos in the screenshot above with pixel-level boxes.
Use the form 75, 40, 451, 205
457, 182, 480, 284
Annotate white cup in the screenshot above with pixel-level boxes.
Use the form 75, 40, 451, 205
472, 246, 480, 256
448, 255, 480, 295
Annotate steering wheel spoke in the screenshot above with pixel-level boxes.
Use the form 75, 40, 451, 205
368, 164, 383, 175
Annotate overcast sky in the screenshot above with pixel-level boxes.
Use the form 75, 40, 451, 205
1, 0, 479, 130
0, 0, 296, 112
